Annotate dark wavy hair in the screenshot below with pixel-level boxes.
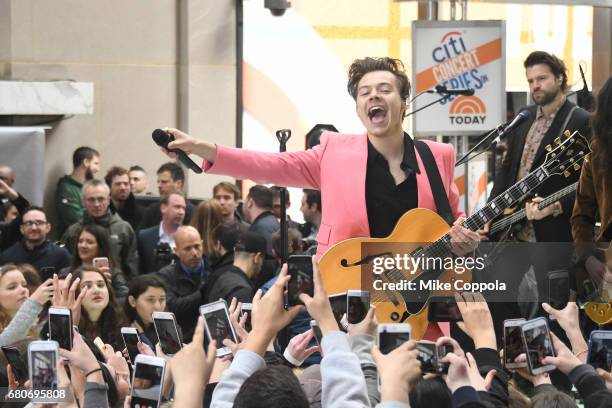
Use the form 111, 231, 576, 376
591, 75, 612, 174
70, 224, 119, 270
347, 57, 411, 102
524, 51, 568, 91
74, 266, 128, 351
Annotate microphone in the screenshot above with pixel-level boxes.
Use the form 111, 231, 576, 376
498, 110, 531, 138
152, 129, 203, 174
435, 85, 475, 96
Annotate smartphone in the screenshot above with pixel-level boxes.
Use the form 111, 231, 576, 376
587, 330, 612, 372
287, 255, 314, 306
329, 292, 347, 327
521, 317, 556, 375
130, 354, 166, 408
152, 311, 182, 355
347, 290, 370, 324
427, 297, 463, 322
28, 340, 59, 402
1, 346, 29, 384
48, 307, 73, 351
200, 300, 238, 357
93, 257, 109, 269
548, 270, 570, 311
504, 318, 526, 369
310, 320, 323, 346
121, 327, 140, 365
415, 342, 451, 374
240, 303, 253, 332
40, 266, 56, 281
377, 323, 411, 354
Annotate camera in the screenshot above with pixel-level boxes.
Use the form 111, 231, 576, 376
264, 0, 291, 17
153, 242, 174, 270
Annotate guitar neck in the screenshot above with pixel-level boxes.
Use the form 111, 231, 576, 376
489, 182, 578, 235
424, 166, 552, 257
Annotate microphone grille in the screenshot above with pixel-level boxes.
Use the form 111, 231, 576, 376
152, 129, 170, 148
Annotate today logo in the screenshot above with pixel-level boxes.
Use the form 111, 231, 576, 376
448, 95, 487, 125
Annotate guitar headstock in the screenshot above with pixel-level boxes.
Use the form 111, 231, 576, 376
543, 130, 591, 177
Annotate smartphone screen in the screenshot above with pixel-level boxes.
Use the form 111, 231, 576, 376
588, 333, 612, 372
154, 318, 182, 355
523, 322, 554, 372
49, 312, 72, 350
123, 332, 140, 364
347, 292, 370, 324
416, 342, 438, 373
203, 308, 235, 347
548, 271, 569, 311
131, 362, 164, 408
287, 256, 314, 306
329, 293, 347, 327
30, 350, 58, 389
504, 325, 525, 366
427, 297, 462, 322
379, 331, 411, 354
1, 346, 28, 383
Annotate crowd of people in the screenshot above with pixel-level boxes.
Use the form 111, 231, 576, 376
0, 50, 611, 408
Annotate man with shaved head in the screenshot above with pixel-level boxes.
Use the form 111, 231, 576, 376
156, 225, 208, 342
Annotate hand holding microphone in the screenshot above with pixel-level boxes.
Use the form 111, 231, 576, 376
153, 128, 217, 173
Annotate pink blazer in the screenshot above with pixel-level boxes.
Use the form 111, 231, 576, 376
204, 132, 463, 259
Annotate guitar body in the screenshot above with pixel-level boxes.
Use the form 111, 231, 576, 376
576, 243, 612, 325
319, 208, 471, 340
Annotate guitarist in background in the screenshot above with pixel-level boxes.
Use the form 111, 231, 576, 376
482, 51, 591, 366
572, 75, 612, 292
159, 57, 480, 261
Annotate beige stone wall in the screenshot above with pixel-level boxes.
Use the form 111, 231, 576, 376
0, 0, 237, 234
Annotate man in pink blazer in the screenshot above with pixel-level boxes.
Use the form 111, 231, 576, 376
161, 57, 480, 340
162, 57, 478, 259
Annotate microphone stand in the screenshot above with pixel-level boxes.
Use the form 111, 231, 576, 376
275, 129, 291, 354
455, 124, 504, 167
275, 129, 291, 265
405, 93, 451, 118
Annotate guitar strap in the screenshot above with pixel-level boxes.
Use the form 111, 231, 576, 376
414, 140, 454, 227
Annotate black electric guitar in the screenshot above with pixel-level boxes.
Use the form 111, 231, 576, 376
489, 181, 579, 240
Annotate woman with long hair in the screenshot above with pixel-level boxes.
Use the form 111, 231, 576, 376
0, 264, 53, 346
190, 199, 224, 262
75, 266, 128, 351
62, 224, 128, 302
123, 274, 168, 345
572, 75, 612, 281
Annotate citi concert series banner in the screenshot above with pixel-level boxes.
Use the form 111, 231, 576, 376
412, 21, 506, 136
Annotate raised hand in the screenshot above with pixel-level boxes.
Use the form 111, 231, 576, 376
372, 340, 421, 404
52, 273, 87, 325
455, 292, 496, 349
298, 258, 338, 336
29, 278, 54, 305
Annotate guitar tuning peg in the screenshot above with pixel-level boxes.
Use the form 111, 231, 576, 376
545, 145, 552, 152
563, 170, 570, 177
554, 137, 562, 145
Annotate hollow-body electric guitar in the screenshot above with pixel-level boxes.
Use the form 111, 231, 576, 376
320, 130, 590, 339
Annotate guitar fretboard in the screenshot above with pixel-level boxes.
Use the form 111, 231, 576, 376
490, 182, 578, 235
414, 167, 549, 260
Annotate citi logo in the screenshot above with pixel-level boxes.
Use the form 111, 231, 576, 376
449, 95, 487, 125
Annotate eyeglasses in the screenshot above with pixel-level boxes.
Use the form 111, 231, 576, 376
22, 220, 48, 227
